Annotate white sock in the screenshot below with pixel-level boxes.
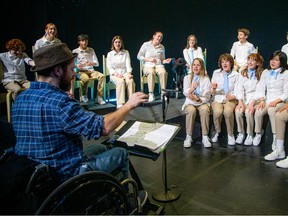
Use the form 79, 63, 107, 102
276, 139, 284, 152
186, 134, 192, 139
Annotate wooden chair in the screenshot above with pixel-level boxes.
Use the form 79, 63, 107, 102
203, 48, 207, 69
102, 55, 116, 102
32, 46, 38, 81
71, 58, 95, 103
139, 60, 161, 93
0, 62, 13, 122
71, 76, 95, 102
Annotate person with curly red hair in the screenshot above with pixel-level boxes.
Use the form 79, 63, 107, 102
0, 38, 35, 100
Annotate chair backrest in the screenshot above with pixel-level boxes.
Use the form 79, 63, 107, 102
102, 55, 109, 76
139, 60, 144, 77
0, 61, 4, 82
203, 48, 207, 69
102, 55, 117, 101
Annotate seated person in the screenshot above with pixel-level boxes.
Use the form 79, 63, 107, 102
106, 36, 135, 109
210, 53, 239, 145
281, 31, 288, 63
12, 44, 148, 203
253, 51, 288, 158
230, 28, 256, 72
0, 39, 35, 100
182, 58, 211, 148
234, 53, 264, 145
34, 23, 62, 51
137, 31, 171, 102
72, 34, 106, 104
183, 34, 204, 74
272, 103, 288, 168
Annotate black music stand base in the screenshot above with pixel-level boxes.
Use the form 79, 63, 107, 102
152, 187, 181, 202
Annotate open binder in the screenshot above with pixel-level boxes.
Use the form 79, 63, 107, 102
111, 120, 180, 160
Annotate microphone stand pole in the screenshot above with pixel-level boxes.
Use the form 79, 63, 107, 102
152, 93, 181, 202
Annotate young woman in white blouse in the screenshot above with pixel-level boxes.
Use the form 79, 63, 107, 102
183, 34, 204, 74
210, 53, 239, 145
34, 23, 62, 51
235, 53, 264, 145
107, 36, 135, 109
182, 58, 211, 148
137, 31, 172, 102
251, 51, 288, 161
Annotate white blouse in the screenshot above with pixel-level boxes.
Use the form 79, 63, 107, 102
34, 37, 62, 51
211, 69, 239, 103
254, 68, 288, 103
106, 50, 132, 75
137, 41, 166, 68
182, 74, 211, 110
236, 73, 259, 104
72, 47, 99, 71
183, 47, 204, 67
230, 41, 255, 67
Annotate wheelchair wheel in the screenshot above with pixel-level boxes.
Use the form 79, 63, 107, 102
36, 171, 128, 215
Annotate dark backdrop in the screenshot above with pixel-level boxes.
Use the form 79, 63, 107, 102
1, 0, 287, 90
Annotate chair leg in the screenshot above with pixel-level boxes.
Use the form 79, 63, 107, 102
90, 87, 94, 101
107, 87, 110, 102
6, 91, 13, 123
79, 85, 82, 102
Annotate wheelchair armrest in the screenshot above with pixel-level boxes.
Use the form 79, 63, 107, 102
25, 164, 51, 194
0, 147, 14, 163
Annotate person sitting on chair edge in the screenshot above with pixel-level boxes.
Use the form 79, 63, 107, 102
12, 43, 148, 192
72, 34, 106, 104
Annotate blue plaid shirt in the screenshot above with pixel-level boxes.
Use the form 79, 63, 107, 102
12, 82, 103, 182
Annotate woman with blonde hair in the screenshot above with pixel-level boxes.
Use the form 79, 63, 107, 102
183, 34, 204, 74
182, 58, 211, 148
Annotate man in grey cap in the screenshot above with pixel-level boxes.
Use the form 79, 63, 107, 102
12, 43, 148, 187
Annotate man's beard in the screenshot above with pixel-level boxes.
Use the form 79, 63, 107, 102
59, 74, 71, 92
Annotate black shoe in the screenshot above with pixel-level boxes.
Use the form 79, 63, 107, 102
128, 190, 148, 214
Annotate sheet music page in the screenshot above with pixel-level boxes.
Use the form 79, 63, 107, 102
117, 121, 179, 150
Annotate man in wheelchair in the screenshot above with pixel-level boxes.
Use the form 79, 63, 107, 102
1, 43, 148, 214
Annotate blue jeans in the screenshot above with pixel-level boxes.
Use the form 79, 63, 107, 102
80, 144, 129, 179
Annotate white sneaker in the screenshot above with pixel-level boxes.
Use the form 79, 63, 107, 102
161, 94, 167, 101
148, 93, 155, 102
81, 95, 89, 103
228, 134, 236, 145
97, 96, 106, 105
252, 133, 262, 146
276, 157, 288, 168
211, 132, 219, 143
244, 134, 253, 146
117, 104, 123, 109
264, 150, 286, 161
236, 132, 245, 144
183, 136, 192, 148
272, 134, 276, 151
202, 135, 211, 148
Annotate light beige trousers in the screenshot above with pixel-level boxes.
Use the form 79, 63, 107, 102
183, 104, 210, 136
110, 74, 135, 105
143, 66, 167, 94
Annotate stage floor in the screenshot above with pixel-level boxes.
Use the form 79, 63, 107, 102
83, 97, 288, 215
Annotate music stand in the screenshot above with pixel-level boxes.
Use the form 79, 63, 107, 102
152, 91, 181, 202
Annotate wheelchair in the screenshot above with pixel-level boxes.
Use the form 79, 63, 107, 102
171, 57, 187, 99
0, 148, 144, 215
